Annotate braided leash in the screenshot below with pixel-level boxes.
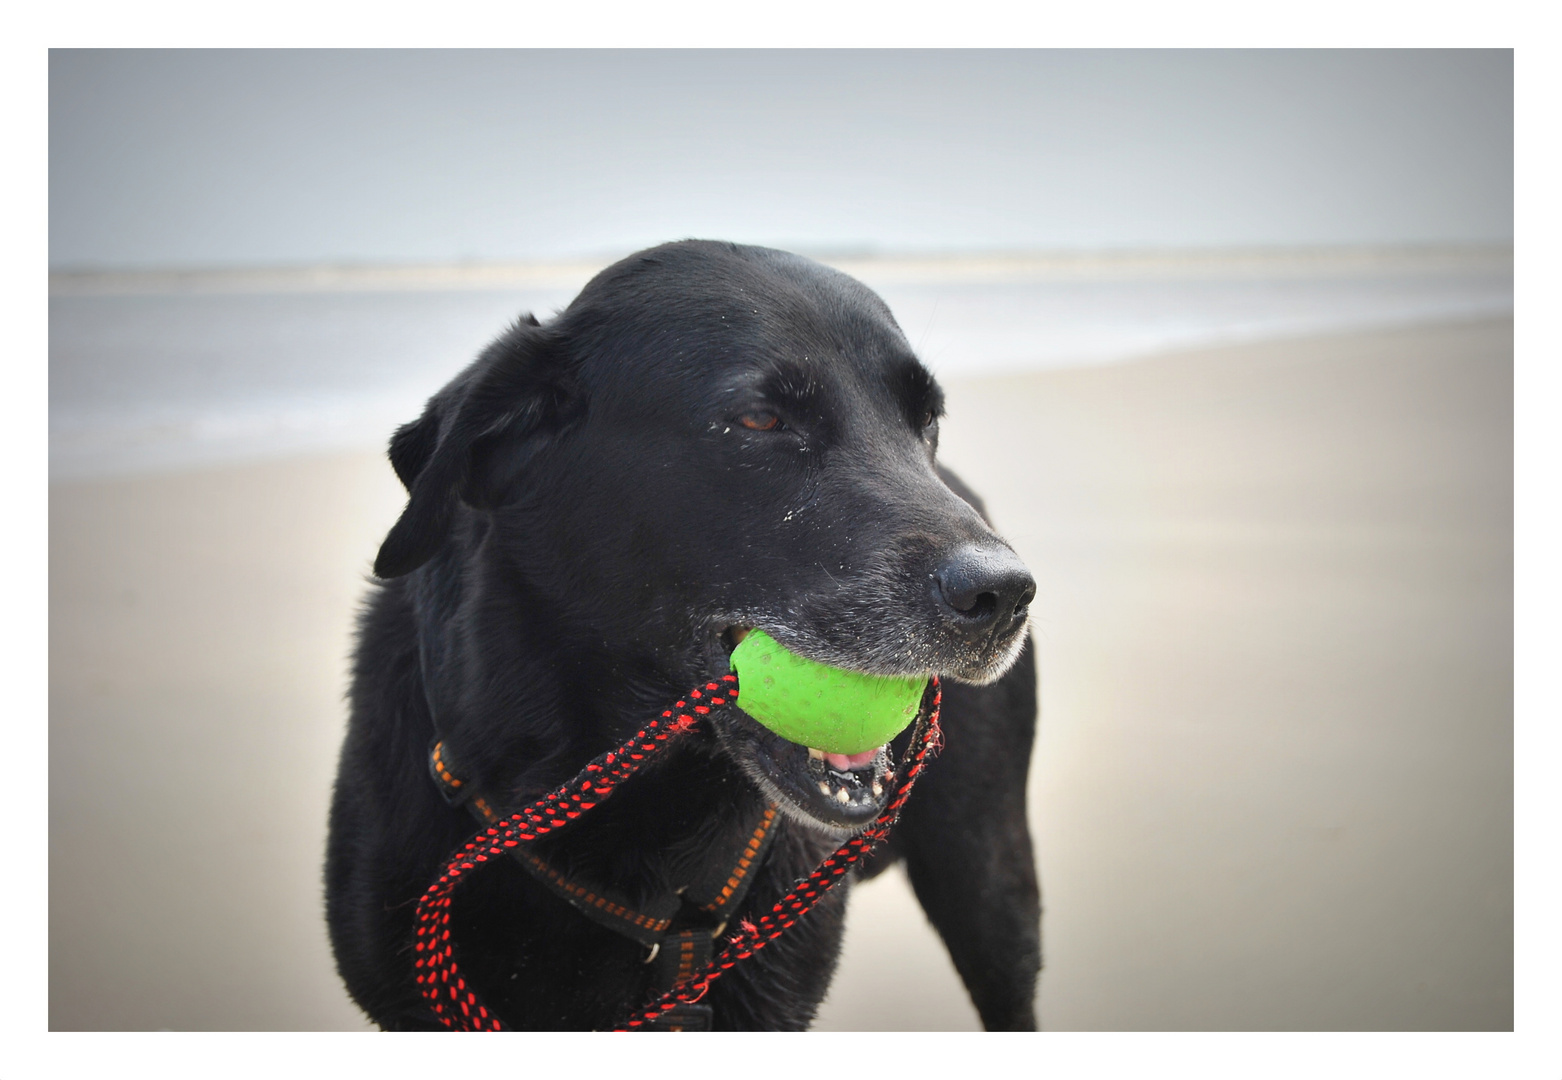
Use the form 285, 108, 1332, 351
411, 672, 942, 1031
411, 676, 736, 1030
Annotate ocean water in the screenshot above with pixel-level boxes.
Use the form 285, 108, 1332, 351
49, 253, 1512, 479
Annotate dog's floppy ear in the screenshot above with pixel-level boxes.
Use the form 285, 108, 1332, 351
387, 412, 440, 493
374, 319, 572, 579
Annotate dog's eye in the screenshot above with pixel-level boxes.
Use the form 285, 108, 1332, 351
921, 409, 937, 429
739, 412, 781, 432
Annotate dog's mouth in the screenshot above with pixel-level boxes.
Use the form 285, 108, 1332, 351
706, 625, 908, 834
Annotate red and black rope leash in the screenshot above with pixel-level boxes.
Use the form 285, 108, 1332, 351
412, 672, 943, 1031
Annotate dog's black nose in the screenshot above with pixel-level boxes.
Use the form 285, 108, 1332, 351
933, 544, 1036, 631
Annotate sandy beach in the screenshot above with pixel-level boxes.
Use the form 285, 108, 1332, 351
49, 317, 1512, 1031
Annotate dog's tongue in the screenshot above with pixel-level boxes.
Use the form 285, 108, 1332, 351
821, 747, 880, 772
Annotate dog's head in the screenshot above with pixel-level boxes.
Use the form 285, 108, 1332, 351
375, 240, 1034, 834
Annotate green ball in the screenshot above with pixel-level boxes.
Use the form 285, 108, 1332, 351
729, 630, 928, 756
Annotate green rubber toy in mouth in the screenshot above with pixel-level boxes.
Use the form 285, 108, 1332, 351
729, 629, 929, 756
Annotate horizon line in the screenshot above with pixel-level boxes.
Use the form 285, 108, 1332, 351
49, 242, 1515, 297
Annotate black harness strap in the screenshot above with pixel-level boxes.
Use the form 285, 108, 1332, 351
512, 846, 681, 948
682, 804, 780, 920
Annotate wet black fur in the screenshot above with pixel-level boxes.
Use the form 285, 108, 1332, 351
325, 240, 1041, 1030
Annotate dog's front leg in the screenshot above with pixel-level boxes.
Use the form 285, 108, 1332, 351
896, 638, 1041, 1030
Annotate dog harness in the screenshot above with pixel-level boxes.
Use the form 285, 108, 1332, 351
429, 735, 780, 1030
414, 673, 943, 1031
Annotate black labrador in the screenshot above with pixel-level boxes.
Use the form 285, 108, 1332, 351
325, 240, 1040, 1031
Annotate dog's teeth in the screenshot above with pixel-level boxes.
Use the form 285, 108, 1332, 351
808, 748, 825, 760
871, 780, 883, 797
835, 787, 850, 804
819, 781, 831, 795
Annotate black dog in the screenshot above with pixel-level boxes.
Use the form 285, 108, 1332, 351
325, 240, 1040, 1031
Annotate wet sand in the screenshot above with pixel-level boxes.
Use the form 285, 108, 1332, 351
50, 317, 1512, 1030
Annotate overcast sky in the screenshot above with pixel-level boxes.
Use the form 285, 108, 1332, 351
49, 49, 1512, 270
